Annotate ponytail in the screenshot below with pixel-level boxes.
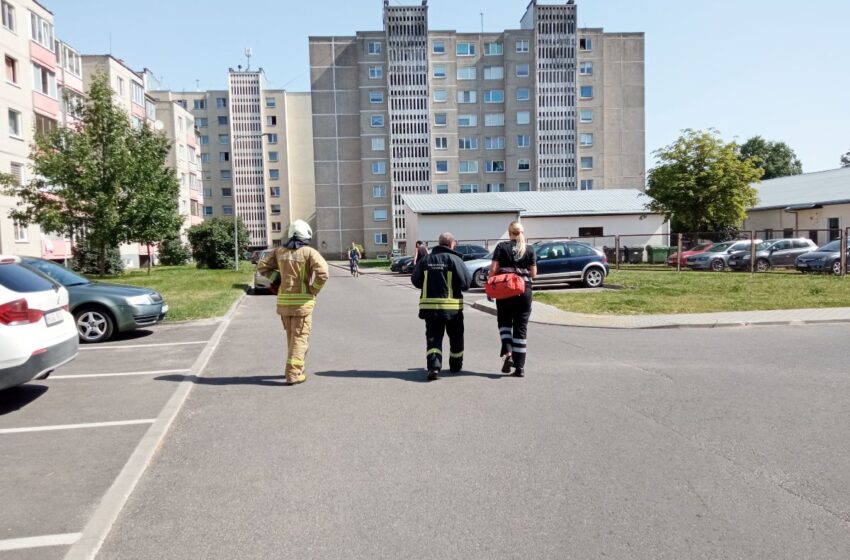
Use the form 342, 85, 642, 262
508, 221, 526, 259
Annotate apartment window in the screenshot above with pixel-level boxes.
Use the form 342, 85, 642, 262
268, 151, 279, 161
269, 169, 280, 180
266, 97, 276, 108
373, 184, 386, 198
517, 135, 530, 148
371, 137, 385, 151
373, 208, 388, 221
518, 158, 531, 171
459, 160, 479, 174
367, 41, 382, 55
580, 133, 594, 147
270, 204, 281, 215
145, 100, 156, 122
5, 55, 18, 84
435, 183, 448, 194
518, 181, 530, 192
30, 12, 54, 51
221, 187, 232, 197
434, 113, 447, 126
201, 187, 212, 197
456, 42, 476, 56
200, 153, 210, 163
435, 160, 448, 173
433, 89, 447, 103
486, 183, 504, 193
433, 64, 446, 78
371, 115, 384, 127
458, 137, 478, 150
484, 113, 505, 126
222, 205, 233, 216
484, 136, 505, 149
484, 90, 504, 103
2, 1, 15, 31
200, 135, 209, 145
216, 97, 227, 108
218, 134, 229, 144
129, 115, 142, 130
580, 179, 594, 190
271, 222, 281, 233
368, 65, 382, 79
116, 76, 125, 96
35, 113, 57, 135
580, 156, 593, 169
484, 42, 503, 56
516, 63, 530, 77
374, 233, 388, 245
32, 63, 57, 98
457, 90, 477, 103
372, 161, 386, 175
579, 37, 593, 51
9, 162, 23, 184
8, 108, 21, 137
220, 170, 232, 180
579, 61, 593, 75
460, 184, 479, 193
580, 85, 593, 99
204, 206, 213, 216
483, 66, 504, 80
432, 40, 446, 54
516, 111, 531, 125
267, 133, 278, 144
457, 67, 476, 80
434, 136, 447, 149
131, 82, 144, 105
516, 87, 530, 101
193, 99, 206, 110
458, 114, 477, 127
486, 160, 505, 173
218, 115, 228, 125
515, 39, 529, 53
266, 115, 277, 126
580, 109, 593, 123
59, 44, 82, 77
369, 90, 384, 103
219, 152, 229, 162
196, 117, 208, 127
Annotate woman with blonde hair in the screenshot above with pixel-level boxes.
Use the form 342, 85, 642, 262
489, 221, 537, 376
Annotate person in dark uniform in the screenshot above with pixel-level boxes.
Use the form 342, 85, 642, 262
489, 221, 537, 377
411, 232, 471, 381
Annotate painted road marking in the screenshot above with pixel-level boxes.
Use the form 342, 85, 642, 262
50, 369, 190, 380
80, 341, 207, 350
0, 533, 81, 551
0, 419, 155, 435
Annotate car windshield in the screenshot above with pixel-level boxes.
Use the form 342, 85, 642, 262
817, 240, 841, 252
22, 258, 91, 287
691, 243, 712, 251
709, 241, 735, 252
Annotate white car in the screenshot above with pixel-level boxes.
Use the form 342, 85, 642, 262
0, 255, 79, 390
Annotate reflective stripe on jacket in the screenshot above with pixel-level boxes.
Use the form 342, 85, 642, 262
258, 245, 329, 316
411, 245, 471, 313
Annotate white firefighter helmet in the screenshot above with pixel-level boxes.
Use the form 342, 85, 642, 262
288, 219, 312, 240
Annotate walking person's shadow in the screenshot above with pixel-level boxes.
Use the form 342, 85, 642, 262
155, 374, 289, 386
315, 368, 504, 383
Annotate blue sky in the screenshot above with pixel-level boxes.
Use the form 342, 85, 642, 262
49, 0, 850, 173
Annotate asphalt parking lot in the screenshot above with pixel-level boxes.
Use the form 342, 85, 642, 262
0, 319, 220, 559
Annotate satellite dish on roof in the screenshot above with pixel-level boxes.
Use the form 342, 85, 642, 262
154, 120, 164, 131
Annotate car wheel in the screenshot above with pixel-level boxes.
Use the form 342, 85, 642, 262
710, 258, 725, 272
755, 258, 770, 272
74, 306, 115, 343
473, 268, 487, 288
831, 260, 843, 275
583, 267, 605, 288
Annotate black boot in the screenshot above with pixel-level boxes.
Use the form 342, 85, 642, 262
513, 367, 524, 377
501, 355, 513, 374
427, 369, 440, 381
512, 353, 525, 377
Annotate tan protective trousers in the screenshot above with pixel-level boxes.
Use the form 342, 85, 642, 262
281, 313, 313, 381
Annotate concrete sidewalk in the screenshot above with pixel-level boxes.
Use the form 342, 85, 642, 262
336, 262, 850, 329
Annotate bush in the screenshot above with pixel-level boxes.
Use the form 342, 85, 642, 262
71, 238, 124, 276
159, 236, 192, 266
187, 217, 249, 269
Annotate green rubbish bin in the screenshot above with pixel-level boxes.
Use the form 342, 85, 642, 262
645, 245, 675, 264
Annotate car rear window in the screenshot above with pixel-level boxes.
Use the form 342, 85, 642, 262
0, 262, 57, 293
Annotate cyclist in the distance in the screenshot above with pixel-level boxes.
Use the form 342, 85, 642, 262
348, 241, 362, 277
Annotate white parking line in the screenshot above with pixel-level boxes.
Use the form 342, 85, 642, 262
0, 419, 155, 435
50, 369, 191, 380
0, 532, 81, 551
80, 341, 207, 350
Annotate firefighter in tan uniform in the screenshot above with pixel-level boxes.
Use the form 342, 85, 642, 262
258, 220, 329, 385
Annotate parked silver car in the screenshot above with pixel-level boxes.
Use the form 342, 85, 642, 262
727, 238, 818, 272
686, 239, 761, 271
251, 250, 274, 294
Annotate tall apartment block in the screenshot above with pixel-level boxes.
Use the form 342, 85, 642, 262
154, 69, 316, 250
309, 0, 644, 257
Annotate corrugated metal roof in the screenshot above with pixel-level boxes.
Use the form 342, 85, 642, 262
751, 167, 850, 210
403, 189, 654, 216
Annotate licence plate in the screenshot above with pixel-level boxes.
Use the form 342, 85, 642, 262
161, 304, 169, 314
798, 263, 808, 268
44, 309, 63, 326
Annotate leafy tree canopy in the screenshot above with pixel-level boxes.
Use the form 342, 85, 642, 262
739, 136, 802, 180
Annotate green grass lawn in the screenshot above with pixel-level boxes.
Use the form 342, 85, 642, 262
535, 270, 850, 315
102, 264, 253, 321
358, 259, 391, 269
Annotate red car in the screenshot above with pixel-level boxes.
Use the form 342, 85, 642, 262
666, 242, 714, 267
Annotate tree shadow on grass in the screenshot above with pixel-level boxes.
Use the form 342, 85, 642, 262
315, 368, 505, 383
155, 374, 288, 387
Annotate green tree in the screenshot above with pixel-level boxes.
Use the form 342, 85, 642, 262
187, 217, 249, 269
646, 129, 763, 237
158, 236, 192, 266
4, 72, 180, 276
841, 148, 850, 168
739, 136, 803, 180
71, 237, 124, 276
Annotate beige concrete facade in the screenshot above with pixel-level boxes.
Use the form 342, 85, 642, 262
309, 0, 645, 258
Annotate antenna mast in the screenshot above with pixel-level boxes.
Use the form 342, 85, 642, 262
244, 48, 253, 71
